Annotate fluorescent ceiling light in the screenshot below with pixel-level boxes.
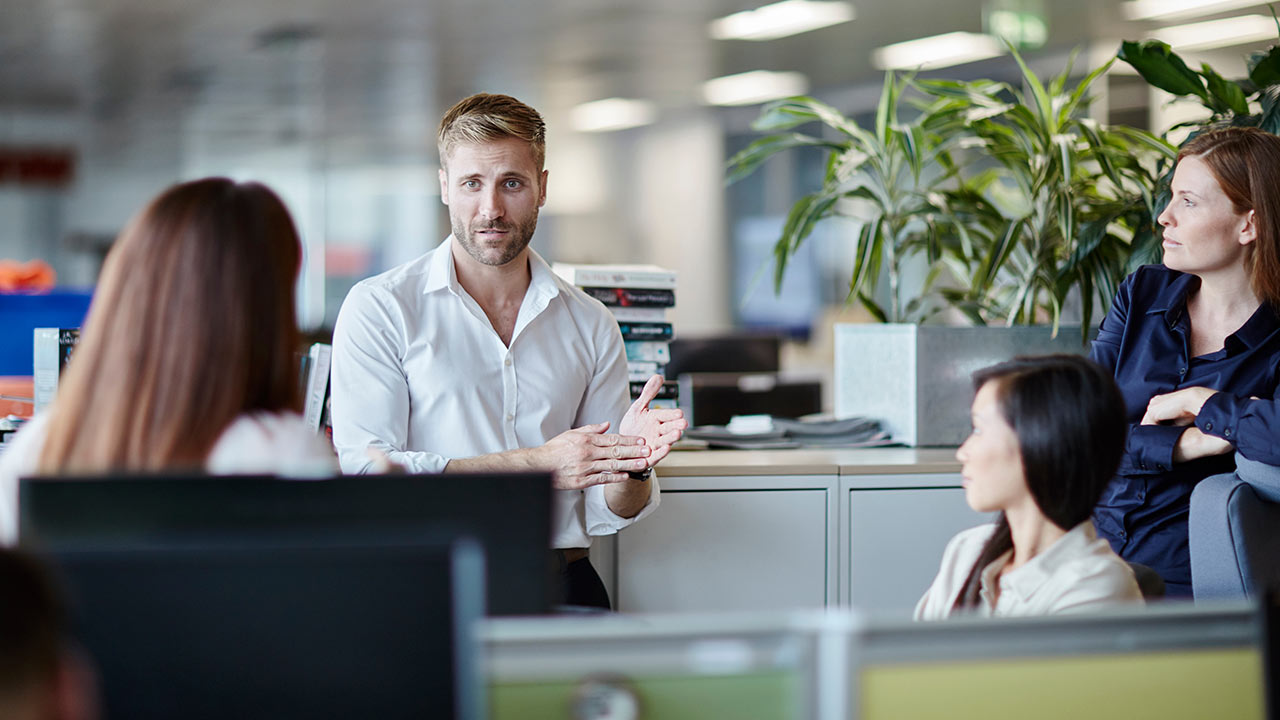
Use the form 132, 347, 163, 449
709, 0, 855, 41
1150, 15, 1277, 51
569, 98, 657, 132
702, 70, 810, 106
1123, 0, 1267, 21
872, 32, 1005, 71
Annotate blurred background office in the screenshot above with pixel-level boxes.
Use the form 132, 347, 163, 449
0, 0, 1272, 367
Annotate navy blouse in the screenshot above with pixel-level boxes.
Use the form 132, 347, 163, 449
1089, 265, 1280, 596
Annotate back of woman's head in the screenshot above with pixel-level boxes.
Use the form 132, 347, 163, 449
973, 354, 1127, 530
1179, 126, 1280, 307
40, 178, 303, 472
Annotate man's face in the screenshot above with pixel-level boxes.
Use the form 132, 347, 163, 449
439, 137, 547, 268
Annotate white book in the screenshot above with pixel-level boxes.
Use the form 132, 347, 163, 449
553, 262, 677, 289
302, 343, 332, 432
609, 306, 668, 323
33, 328, 79, 414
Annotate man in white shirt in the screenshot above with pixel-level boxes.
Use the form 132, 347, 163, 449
330, 93, 687, 608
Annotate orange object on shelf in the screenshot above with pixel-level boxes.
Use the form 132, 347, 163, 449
0, 260, 56, 293
0, 376, 34, 418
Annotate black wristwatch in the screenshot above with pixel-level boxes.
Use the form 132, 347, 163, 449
627, 467, 653, 481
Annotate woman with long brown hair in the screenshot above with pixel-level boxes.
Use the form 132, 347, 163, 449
1089, 126, 1280, 597
0, 178, 334, 542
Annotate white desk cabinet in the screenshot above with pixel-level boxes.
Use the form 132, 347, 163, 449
610, 448, 968, 614
844, 478, 980, 613
616, 476, 835, 612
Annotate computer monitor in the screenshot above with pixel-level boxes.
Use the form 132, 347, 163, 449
49, 532, 484, 720
485, 613, 825, 720
667, 334, 781, 377
851, 602, 1267, 720
19, 472, 553, 616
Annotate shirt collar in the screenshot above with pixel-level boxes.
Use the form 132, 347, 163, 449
1230, 301, 1280, 351
525, 247, 562, 309
1142, 268, 1280, 352
422, 236, 560, 299
1144, 269, 1197, 327
995, 521, 1099, 603
423, 237, 456, 295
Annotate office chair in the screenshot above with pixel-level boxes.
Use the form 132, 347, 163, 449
1189, 453, 1280, 600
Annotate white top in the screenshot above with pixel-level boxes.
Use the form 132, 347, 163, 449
329, 239, 660, 549
914, 521, 1144, 620
0, 410, 337, 545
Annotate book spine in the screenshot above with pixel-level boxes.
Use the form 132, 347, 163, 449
630, 380, 679, 400
608, 306, 668, 323
556, 266, 676, 289
627, 361, 664, 382
624, 341, 671, 364
582, 287, 676, 307
618, 322, 673, 341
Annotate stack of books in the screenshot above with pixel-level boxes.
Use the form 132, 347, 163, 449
553, 263, 678, 410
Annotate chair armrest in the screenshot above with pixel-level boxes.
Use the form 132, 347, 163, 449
1234, 452, 1280, 504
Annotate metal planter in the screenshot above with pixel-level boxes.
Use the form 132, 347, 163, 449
834, 323, 1092, 447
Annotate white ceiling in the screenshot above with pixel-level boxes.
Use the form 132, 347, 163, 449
1, 0, 1278, 179
0, 1, 1190, 151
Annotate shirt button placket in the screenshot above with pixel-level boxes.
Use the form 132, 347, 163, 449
503, 351, 518, 445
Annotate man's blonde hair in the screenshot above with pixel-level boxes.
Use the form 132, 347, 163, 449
437, 93, 546, 171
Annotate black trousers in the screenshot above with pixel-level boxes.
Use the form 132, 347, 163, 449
556, 555, 612, 610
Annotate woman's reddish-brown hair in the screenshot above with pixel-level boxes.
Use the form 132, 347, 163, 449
38, 178, 303, 473
1179, 127, 1280, 307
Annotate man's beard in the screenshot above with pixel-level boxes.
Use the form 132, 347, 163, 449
453, 212, 539, 267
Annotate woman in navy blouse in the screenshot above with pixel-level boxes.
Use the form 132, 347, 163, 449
1090, 127, 1280, 597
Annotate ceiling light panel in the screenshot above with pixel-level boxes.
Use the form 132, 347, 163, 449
871, 32, 1005, 71
1122, 0, 1268, 21
1149, 14, 1277, 51
702, 70, 810, 106
569, 98, 658, 133
709, 0, 855, 41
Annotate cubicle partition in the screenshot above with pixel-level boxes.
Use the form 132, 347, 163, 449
484, 602, 1270, 720
484, 613, 836, 720
850, 603, 1266, 720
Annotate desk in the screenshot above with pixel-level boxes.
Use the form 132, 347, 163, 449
607, 447, 977, 614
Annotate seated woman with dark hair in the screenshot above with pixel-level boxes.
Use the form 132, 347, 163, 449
916, 354, 1144, 619
0, 178, 335, 543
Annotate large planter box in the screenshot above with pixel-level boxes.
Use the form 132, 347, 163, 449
834, 324, 1093, 447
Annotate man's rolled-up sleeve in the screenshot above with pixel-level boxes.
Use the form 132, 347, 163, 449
575, 315, 660, 534
331, 283, 450, 474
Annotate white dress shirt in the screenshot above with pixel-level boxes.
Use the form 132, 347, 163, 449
0, 410, 337, 545
914, 520, 1144, 620
329, 238, 659, 549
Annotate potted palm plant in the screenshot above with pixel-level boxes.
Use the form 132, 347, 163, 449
728, 50, 1171, 445
726, 71, 966, 323
919, 50, 1174, 335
